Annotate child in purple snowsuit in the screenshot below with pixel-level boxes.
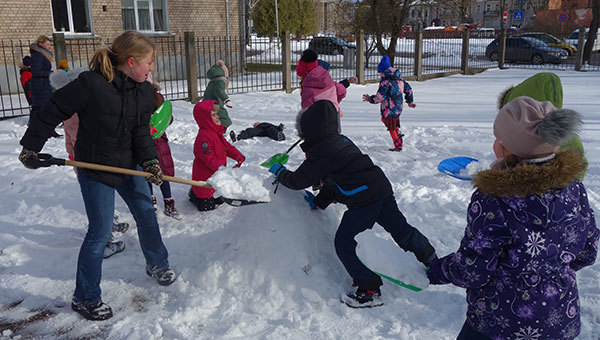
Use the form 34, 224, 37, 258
362, 56, 415, 151
427, 97, 598, 340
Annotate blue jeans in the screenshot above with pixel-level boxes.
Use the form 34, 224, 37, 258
334, 195, 432, 290
74, 169, 170, 303
148, 181, 172, 199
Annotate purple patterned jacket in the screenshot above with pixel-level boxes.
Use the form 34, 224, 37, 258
428, 150, 598, 340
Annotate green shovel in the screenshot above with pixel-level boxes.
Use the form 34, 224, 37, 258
260, 138, 303, 168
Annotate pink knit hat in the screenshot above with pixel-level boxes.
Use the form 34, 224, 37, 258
493, 96, 581, 158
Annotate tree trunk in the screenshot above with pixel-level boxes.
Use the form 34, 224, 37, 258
583, 0, 599, 63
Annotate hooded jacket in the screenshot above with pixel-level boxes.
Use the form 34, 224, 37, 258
20, 69, 157, 187
366, 67, 413, 118
498, 72, 587, 180
428, 150, 598, 340
29, 43, 54, 108
300, 66, 346, 111
203, 64, 232, 128
192, 100, 244, 198
278, 100, 393, 209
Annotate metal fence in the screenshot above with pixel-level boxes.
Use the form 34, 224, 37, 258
2, 29, 598, 119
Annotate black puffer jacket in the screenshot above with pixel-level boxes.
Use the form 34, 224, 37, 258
20, 69, 157, 187
278, 100, 393, 209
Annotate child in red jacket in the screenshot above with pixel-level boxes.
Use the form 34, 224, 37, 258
20, 56, 33, 106
189, 100, 245, 211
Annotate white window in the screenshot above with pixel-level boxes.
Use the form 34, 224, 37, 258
51, 0, 92, 34
122, 0, 168, 32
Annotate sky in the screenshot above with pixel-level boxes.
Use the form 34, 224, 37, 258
0, 68, 599, 339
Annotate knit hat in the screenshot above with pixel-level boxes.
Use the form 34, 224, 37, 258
296, 49, 319, 78
58, 59, 69, 70
217, 60, 229, 78
377, 55, 391, 73
493, 96, 582, 158
22, 56, 31, 66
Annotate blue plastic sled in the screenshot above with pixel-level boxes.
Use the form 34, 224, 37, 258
437, 157, 479, 181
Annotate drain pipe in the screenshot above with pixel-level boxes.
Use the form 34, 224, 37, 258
225, 0, 231, 66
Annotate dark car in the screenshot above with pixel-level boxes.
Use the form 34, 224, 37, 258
518, 32, 577, 55
485, 36, 568, 64
308, 36, 356, 55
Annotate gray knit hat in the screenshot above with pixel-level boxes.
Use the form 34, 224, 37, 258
493, 96, 582, 158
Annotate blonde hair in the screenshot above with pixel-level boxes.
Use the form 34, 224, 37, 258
89, 31, 156, 82
36, 35, 50, 45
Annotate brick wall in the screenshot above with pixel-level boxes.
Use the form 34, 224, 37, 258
0, 0, 242, 41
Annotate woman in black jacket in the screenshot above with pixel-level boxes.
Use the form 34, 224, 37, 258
19, 31, 175, 321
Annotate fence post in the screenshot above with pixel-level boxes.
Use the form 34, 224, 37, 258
414, 29, 423, 81
184, 32, 199, 104
498, 29, 507, 69
52, 33, 67, 68
574, 29, 585, 71
281, 31, 292, 94
461, 29, 470, 74
356, 30, 365, 84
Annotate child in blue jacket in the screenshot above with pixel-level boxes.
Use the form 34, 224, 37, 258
362, 56, 415, 151
268, 100, 437, 308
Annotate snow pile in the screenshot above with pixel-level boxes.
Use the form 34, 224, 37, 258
207, 166, 271, 202
356, 228, 430, 290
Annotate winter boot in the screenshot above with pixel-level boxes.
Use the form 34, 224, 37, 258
112, 216, 129, 233
151, 195, 158, 211
103, 240, 125, 259
146, 265, 176, 286
341, 288, 383, 308
163, 198, 181, 220
71, 298, 113, 321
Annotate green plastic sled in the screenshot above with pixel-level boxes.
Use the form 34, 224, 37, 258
150, 100, 172, 139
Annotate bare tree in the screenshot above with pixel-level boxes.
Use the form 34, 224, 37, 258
367, 0, 413, 66
435, 0, 472, 23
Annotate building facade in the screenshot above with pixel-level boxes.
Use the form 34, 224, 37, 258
0, 0, 243, 42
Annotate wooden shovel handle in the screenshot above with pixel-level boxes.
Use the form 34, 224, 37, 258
65, 159, 214, 189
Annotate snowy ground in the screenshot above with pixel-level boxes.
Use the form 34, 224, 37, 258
0, 69, 599, 339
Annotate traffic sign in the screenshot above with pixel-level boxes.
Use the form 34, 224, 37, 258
513, 11, 524, 23
558, 13, 568, 23
503, 11, 508, 23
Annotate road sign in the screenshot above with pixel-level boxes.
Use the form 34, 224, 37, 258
513, 11, 524, 23
503, 11, 508, 23
558, 13, 568, 23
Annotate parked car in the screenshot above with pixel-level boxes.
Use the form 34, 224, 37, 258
518, 32, 577, 55
308, 36, 356, 55
565, 28, 600, 52
485, 36, 568, 64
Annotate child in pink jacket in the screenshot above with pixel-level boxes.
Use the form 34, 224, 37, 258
297, 49, 346, 113
190, 100, 245, 211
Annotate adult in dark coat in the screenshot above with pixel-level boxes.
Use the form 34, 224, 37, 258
29, 36, 54, 115
268, 100, 436, 308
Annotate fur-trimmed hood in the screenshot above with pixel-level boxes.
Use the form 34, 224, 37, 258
473, 149, 584, 197
50, 67, 87, 90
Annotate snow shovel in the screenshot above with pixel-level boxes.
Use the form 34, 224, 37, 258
28, 154, 267, 206
260, 138, 303, 168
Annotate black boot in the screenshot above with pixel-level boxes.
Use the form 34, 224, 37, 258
71, 298, 113, 321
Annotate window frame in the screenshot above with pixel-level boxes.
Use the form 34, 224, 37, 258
50, 0, 94, 36
122, 0, 170, 34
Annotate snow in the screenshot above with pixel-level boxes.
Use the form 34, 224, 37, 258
1, 68, 599, 339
